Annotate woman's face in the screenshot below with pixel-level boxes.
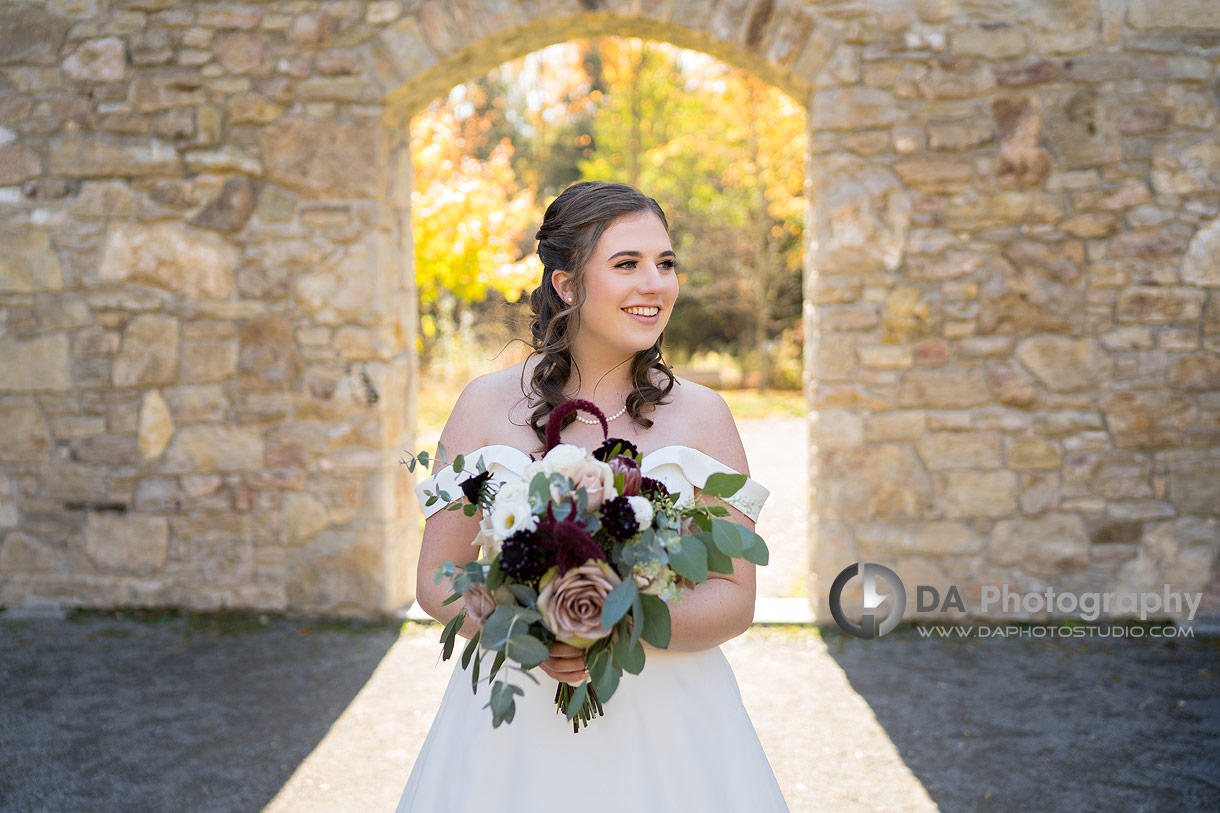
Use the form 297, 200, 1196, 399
556, 210, 679, 357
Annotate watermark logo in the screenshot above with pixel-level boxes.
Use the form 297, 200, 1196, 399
827, 562, 1205, 639
829, 562, 907, 639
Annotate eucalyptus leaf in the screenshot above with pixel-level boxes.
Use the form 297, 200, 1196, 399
461, 629, 480, 669
613, 635, 646, 675
453, 454, 464, 474
592, 658, 621, 704
600, 578, 637, 629
629, 590, 644, 650
699, 531, 734, 574
489, 649, 506, 682
639, 593, 672, 649
514, 606, 543, 625
481, 605, 515, 649
742, 532, 770, 566
710, 519, 745, 557
701, 471, 746, 497
505, 634, 549, 667
441, 609, 466, 661
667, 535, 708, 582
507, 583, 537, 607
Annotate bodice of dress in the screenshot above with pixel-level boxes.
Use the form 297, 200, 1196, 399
414, 444, 770, 523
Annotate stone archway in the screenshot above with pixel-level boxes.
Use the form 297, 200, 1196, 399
1, 1, 1217, 623
375, 6, 831, 620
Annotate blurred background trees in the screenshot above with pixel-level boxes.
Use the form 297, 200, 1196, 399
410, 37, 805, 403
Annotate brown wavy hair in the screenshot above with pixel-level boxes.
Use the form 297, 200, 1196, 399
515, 181, 676, 453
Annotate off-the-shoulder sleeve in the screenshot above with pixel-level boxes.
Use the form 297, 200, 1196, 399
640, 446, 771, 523
413, 445, 531, 520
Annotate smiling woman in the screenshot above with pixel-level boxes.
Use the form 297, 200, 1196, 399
396, 180, 789, 812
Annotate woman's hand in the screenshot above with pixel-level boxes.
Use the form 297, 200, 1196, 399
539, 640, 589, 684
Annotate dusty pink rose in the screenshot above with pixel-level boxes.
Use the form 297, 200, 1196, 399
568, 460, 616, 511
536, 559, 622, 648
461, 583, 497, 627
608, 455, 641, 497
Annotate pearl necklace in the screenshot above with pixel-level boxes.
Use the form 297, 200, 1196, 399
575, 404, 627, 424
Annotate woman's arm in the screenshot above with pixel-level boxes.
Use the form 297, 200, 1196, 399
639, 388, 758, 653
414, 376, 495, 642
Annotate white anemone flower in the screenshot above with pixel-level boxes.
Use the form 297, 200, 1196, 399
491, 496, 537, 541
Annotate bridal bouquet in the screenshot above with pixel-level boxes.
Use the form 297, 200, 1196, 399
402, 399, 769, 733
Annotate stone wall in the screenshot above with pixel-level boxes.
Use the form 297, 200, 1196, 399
0, 0, 1217, 622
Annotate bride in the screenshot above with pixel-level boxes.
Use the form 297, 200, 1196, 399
398, 180, 789, 811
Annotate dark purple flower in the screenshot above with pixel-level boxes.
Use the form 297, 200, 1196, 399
459, 469, 493, 505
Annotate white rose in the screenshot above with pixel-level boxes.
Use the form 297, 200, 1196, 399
497, 477, 528, 505
626, 495, 654, 530
491, 496, 537, 541
541, 443, 588, 473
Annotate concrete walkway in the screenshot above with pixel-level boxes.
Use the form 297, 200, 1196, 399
2, 609, 1217, 812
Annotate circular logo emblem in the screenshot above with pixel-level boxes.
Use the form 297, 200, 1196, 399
829, 562, 907, 639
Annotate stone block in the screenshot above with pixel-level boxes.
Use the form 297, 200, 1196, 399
138, 390, 174, 461
163, 425, 264, 473
1129, 0, 1220, 29
99, 221, 237, 299
916, 431, 1004, 470
1015, 336, 1109, 392
0, 144, 43, 186
49, 133, 182, 178
1007, 438, 1061, 470
213, 32, 273, 75
0, 228, 63, 292
989, 513, 1090, 576
128, 69, 207, 112
942, 470, 1019, 519
113, 314, 179, 388
0, 334, 72, 392
85, 512, 169, 576
821, 445, 935, 521
898, 367, 991, 409
0, 400, 53, 463
1101, 392, 1194, 449
809, 154, 910, 274
1182, 217, 1220, 288
239, 316, 302, 390
262, 118, 380, 199
1116, 286, 1205, 325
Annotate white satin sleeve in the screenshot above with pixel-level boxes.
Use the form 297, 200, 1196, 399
640, 446, 771, 523
413, 445, 531, 520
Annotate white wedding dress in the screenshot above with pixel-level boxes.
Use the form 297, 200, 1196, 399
397, 444, 789, 812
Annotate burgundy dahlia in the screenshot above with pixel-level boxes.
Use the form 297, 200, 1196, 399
598, 495, 639, 540
639, 476, 672, 501
593, 437, 640, 462
499, 529, 553, 588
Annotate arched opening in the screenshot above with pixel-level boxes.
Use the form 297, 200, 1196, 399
395, 33, 812, 609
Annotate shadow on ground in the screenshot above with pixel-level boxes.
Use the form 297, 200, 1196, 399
0, 609, 400, 812
821, 621, 1220, 813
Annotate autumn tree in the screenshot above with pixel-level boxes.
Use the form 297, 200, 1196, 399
410, 90, 539, 370
579, 38, 804, 388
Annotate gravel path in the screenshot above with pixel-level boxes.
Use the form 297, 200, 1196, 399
2, 611, 1216, 812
